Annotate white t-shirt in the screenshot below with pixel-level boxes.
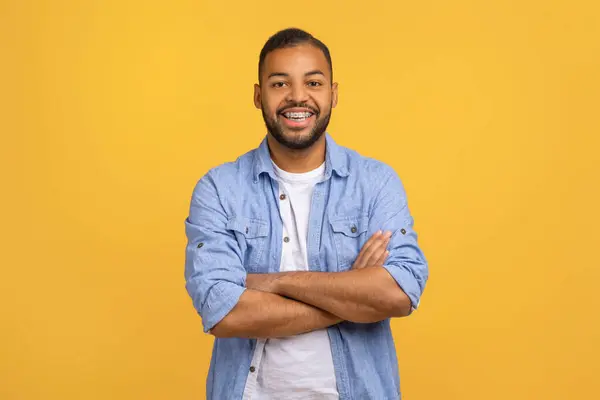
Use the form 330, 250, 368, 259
242, 161, 339, 400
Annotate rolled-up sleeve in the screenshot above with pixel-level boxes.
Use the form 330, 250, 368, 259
370, 166, 429, 312
184, 172, 246, 332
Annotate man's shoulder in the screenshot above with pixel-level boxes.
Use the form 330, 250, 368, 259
336, 141, 408, 204
203, 147, 257, 181
192, 147, 258, 197
338, 142, 397, 181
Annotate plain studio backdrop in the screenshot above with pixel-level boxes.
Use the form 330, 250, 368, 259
1, 1, 599, 399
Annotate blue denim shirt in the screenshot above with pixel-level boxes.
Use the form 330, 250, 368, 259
184, 133, 428, 399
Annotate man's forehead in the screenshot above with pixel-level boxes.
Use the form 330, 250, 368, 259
262, 44, 330, 78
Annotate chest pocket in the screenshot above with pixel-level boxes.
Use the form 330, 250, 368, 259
329, 214, 369, 270
226, 216, 269, 272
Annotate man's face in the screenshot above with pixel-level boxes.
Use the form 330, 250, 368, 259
254, 44, 338, 150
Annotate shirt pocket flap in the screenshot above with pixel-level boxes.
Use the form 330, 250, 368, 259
330, 215, 369, 238
226, 216, 269, 238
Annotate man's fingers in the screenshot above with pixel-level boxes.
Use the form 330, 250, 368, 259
361, 231, 391, 266
365, 238, 389, 265
354, 231, 383, 268
375, 250, 390, 266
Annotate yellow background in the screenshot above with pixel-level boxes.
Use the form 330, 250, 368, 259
1, 0, 599, 399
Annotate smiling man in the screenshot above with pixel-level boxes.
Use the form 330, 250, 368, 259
184, 28, 428, 399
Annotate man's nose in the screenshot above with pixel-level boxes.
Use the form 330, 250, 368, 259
286, 84, 309, 103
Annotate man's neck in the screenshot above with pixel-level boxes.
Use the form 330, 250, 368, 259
267, 134, 326, 173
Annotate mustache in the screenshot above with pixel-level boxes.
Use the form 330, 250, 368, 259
276, 103, 319, 115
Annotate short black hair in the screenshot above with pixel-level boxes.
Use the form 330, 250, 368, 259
258, 28, 333, 83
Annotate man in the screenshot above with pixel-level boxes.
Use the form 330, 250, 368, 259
184, 28, 428, 400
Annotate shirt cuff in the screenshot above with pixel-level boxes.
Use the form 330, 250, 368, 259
201, 281, 246, 333
382, 263, 422, 313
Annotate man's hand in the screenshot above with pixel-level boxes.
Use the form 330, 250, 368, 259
352, 230, 392, 269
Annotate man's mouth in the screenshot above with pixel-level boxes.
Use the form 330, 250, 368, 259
281, 111, 314, 122
278, 109, 317, 129
277, 107, 318, 129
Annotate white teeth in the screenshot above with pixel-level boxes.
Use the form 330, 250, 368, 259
283, 111, 313, 119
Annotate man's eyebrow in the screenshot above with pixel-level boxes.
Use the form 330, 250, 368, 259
304, 70, 325, 77
267, 72, 289, 79
267, 70, 326, 79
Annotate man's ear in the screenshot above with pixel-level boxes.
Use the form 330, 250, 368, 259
254, 84, 261, 109
331, 82, 339, 108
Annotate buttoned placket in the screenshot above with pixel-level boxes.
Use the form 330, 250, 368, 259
267, 176, 284, 273
243, 178, 291, 399
307, 179, 327, 272
278, 185, 293, 270
242, 339, 266, 400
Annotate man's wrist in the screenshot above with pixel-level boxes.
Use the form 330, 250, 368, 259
269, 271, 292, 294
246, 272, 291, 293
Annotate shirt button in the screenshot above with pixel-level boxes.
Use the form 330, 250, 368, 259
249, 366, 256, 373
401, 228, 406, 235
280, 194, 286, 200
283, 236, 290, 243
197, 242, 204, 248
351, 226, 357, 233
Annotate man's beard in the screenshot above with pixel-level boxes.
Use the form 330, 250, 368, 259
261, 102, 332, 150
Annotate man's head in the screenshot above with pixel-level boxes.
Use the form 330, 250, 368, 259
254, 28, 338, 150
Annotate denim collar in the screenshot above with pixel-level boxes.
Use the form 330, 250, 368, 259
252, 133, 350, 183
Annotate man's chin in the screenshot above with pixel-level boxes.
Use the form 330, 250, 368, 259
271, 128, 322, 150
282, 127, 313, 140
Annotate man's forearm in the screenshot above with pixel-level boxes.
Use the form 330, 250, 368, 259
251, 267, 410, 323
210, 289, 342, 339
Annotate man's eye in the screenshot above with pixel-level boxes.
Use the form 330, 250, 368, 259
272, 82, 287, 88
307, 81, 322, 87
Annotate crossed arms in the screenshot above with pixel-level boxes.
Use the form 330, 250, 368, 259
184, 168, 428, 339
211, 232, 407, 338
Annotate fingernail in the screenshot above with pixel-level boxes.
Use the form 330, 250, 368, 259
385, 231, 392, 238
